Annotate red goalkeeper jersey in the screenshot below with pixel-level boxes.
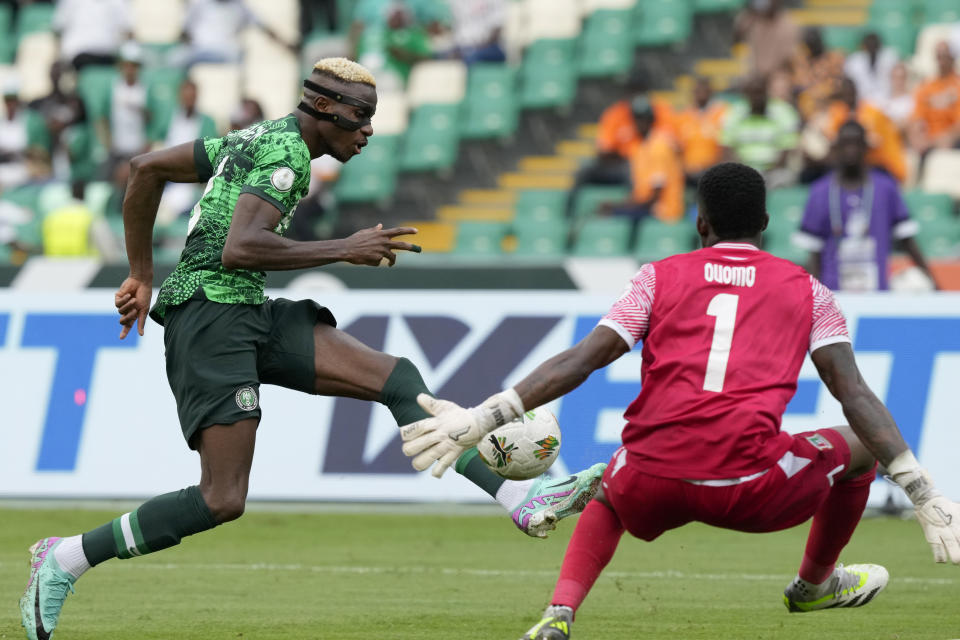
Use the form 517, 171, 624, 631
600, 242, 850, 480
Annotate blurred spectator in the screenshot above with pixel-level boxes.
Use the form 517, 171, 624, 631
53, 0, 131, 70
599, 96, 684, 225
29, 62, 96, 185
733, 0, 799, 78
565, 83, 674, 217
820, 77, 907, 183
183, 0, 296, 65
42, 181, 119, 259
794, 121, 936, 292
106, 43, 149, 159
881, 62, 916, 133
844, 32, 898, 107
720, 75, 799, 184
159, 79, 217, 147
908, 41, 960, 155
0, 78, 30, 188
299, 0, 339, 36
356, 3, 433, 91
229, 97, 265, 131
673, 77, 727, 186
448, 0, 505, 65
794, 27, 847, 121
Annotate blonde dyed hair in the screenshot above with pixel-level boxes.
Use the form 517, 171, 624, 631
312, 58, 376, 86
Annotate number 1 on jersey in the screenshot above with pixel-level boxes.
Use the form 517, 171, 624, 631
703, 293, 739, 392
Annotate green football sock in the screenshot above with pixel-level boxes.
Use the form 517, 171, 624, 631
380, 357, 506, 498
81, 485, 217, 565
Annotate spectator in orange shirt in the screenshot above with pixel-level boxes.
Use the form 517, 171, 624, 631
820, 77, 907, 182
566, 83, 675, 217
673, 77, 727, 186
599, 96, 684, 226
908, 42, 960, 154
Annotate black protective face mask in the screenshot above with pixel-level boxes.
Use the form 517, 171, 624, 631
297, 80, 374, 131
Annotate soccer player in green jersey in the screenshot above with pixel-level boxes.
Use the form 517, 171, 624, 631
19, 58, 605, 640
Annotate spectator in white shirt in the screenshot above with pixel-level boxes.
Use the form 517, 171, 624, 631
53, 0, 131, 70
881, 62, 915, 134
106, 43, 149, 159
449, 0, 506, 64
844, 32, 898, 107
183, 0, 296, 65
0, 77, 30, 188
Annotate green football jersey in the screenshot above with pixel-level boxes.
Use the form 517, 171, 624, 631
150, 114, 310, 324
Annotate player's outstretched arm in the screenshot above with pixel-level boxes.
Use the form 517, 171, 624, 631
812, 342, 960, 564
222, 193, 421, 271
401, 326, 629, 477
117, 142, 200, 339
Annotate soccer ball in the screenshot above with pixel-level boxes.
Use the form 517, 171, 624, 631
477, 408, 561, 480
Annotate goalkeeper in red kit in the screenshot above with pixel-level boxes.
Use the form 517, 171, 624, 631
400, 162, 960, 639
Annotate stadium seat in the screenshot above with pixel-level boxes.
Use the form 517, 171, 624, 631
634, 217, 697, 262
407, 60, 467, 108
84, 181, 114, 217
922, 0, 960, 24
867, 1, 917, 58
911, 23, 955, 79
334, 135, 399, 204
582, 0, 636, 10
143, 67, 187, 141
14, 2, 54, 42
571, 185, 631, 220
15, 32, 56, 101
77, 66, 118, 122
572, 217, 632, 256
131, 0, 185, 43
578, 9, 634, 78
513, 218, 569, 258
633, 0, 693, 47
454, 221, 507, 256
914, 215, 960, 258
370, 92, 409, 137
525, 0, 582, 42
693, 0, 747, 13
246, 0, 300, 42
921, 150, 960, 199
460, 63, 518, 140
904, 190, 954, 228
37, 183, 73, 216
242, 30, 299, 120
766, 187, 809, 263
519, 39, 578, 109
823, 26, 863, 53
0, 5, 13, 64
189, 64, 242, 133
514, 190, 568, 226
399, 103, 460, 172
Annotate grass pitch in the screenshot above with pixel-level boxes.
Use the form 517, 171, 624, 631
1, 506, 958, 639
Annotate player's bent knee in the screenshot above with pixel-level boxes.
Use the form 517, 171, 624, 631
202, 490, 247, 523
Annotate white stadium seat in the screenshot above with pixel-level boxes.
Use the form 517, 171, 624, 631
370, 92, 408, 137
406, 60, 467, 107
190, 63, 242, 132
242, 28, 300, 121
524, 0, 582, 42
910, 23, 958, 79
581, 0, 635, 14
131, 0, 185, 44
244, 0, 300, 43
921, 149, 960, 199
502, 0, 528, 63
15, 32, 57, 101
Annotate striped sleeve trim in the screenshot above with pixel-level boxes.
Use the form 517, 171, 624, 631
599, 263, 656, 349
809, 275, 850, 353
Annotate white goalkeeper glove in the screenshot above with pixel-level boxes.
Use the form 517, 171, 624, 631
400, 390, 524, 478
888, 450, 960, 564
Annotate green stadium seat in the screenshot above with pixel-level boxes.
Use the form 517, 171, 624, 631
460, 64, 518, 140
514, 190, 567, 226
904, 190, 954, 227
399, 104, 460, 172
823, 26, 863, 53
765, 187, 809, 263
519, 39, 578, 110
335, 135, 400, 204
0, 183, 43, 214
868, 2, 918, 58
77, 67, 119, 122
14, 3, 54, 41
578, 9, 634, 78
0, 5, 14, 63
143, 67, 187, 141
84, 181, 114, 217
454, 221, 507, 256
25, 108, 52, 152
923, 0, 960, 23
513, 218, 568, 258
572, 217, 632, 256
633, 0, 693, 47
634, 217, 697, 262
572, 185, 631, 220
914, 216, 960, 258
693, 0, 746, 13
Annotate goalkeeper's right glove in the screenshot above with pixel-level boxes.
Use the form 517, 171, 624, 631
887, 450, 960, 564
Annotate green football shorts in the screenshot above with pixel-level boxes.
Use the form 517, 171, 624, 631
163, 295, 336, 448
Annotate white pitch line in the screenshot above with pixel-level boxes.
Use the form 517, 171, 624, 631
4, 561, 951, 586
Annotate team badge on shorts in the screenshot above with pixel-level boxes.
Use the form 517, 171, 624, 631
235, 387, 258, 411
806, 433, 833, 451
270, 167, 295, 192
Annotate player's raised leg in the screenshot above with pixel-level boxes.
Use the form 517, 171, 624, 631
19, 421, 252, 640
309, 321, 605, 535
783, 426, 889, 612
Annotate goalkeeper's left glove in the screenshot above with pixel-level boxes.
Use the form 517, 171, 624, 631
888, 450, 960, 565
400, 390, 524, 478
